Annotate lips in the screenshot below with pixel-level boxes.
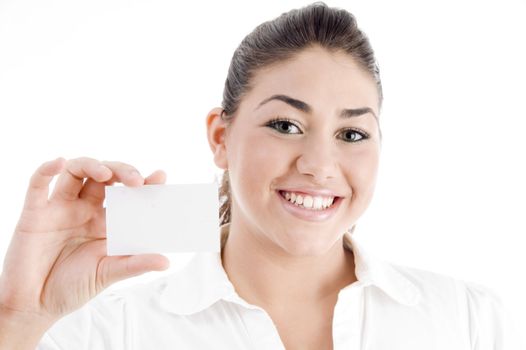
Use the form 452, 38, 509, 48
275, 190, 343, 222
278, 190, 338, 210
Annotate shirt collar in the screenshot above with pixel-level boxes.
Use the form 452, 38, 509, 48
160, 224, 421, 315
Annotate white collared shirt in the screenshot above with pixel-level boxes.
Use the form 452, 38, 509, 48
37, 225, 521, 349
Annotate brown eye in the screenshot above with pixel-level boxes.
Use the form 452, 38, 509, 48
338, 129, 368, 143
266, 119, 302, 134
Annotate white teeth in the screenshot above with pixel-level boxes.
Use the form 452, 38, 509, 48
296, 195, 303, 205
313, 197, 323, 210
281, 191, 336, 210
303, 196, 313, 208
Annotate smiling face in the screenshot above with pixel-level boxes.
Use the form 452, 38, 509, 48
209, 45, 382, 256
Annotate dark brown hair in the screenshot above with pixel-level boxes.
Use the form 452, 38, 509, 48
218, 2, 382, 226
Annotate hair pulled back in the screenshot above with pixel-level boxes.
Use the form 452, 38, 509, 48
218, 2, 382, 226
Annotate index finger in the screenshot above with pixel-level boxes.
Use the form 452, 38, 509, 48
24, 157, 66, 210
50, 157, 113, 201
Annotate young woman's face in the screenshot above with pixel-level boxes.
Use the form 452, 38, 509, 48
218, 45, 381, 256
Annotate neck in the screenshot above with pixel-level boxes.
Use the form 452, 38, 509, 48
220, 220, 357, 308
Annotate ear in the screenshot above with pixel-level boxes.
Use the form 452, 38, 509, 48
206, 107, 228, 170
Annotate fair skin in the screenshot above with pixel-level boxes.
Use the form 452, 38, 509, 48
0, 158, 170, 348
206, 45, 382, 349
0, 46, 380, 350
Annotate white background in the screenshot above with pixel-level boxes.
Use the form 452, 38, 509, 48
1, 0, 525, 335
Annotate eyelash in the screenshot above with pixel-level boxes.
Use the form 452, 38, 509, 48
264, 117, 370, 143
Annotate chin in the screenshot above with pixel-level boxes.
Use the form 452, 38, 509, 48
274, 230, 337, 256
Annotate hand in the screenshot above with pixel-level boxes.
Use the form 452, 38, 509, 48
0, 157, 170, 324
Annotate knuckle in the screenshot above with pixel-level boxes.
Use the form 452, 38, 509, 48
66, 157, 103, 178
28, 172, 40, 188
100, 160, 120, 169
80, 156, 98, 162
34, 159, 50, 175
70, 156, 98, 167
64, 158, 80, 172
101, 160, 138, 174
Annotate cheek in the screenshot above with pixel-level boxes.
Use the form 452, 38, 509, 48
228, 130, 289, 195
343, 146, 380, 194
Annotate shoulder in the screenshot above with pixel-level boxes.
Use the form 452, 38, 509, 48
389, 262, 460, 294
460, 280, 522, 349
386, 261, 501, 301
388, 261, 502, 314
384, 262, 522, 349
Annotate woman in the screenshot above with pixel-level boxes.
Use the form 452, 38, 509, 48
0, 2, 519, 349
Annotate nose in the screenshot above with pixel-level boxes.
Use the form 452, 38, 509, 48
296, 135, 338, 183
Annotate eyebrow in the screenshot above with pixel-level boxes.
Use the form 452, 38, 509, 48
255, 94, 378, 122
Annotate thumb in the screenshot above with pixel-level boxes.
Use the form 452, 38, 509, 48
99, 254, 170, 289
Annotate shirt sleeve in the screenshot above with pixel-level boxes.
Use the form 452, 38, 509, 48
36, 290, 130, 350
465, 281, 524, 350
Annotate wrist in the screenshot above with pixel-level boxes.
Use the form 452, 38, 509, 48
0, 305, 57, 349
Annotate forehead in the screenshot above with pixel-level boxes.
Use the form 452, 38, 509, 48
243, 46, 379, 115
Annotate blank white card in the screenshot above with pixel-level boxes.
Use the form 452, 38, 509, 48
105, 183, 220, 256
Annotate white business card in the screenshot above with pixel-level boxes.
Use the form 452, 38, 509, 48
105, 183, 220, 256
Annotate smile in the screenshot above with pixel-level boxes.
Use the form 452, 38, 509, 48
276, 190, 343, 222
281, 190, 335, 210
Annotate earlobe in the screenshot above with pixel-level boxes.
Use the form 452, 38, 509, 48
206, 107, 228, 170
